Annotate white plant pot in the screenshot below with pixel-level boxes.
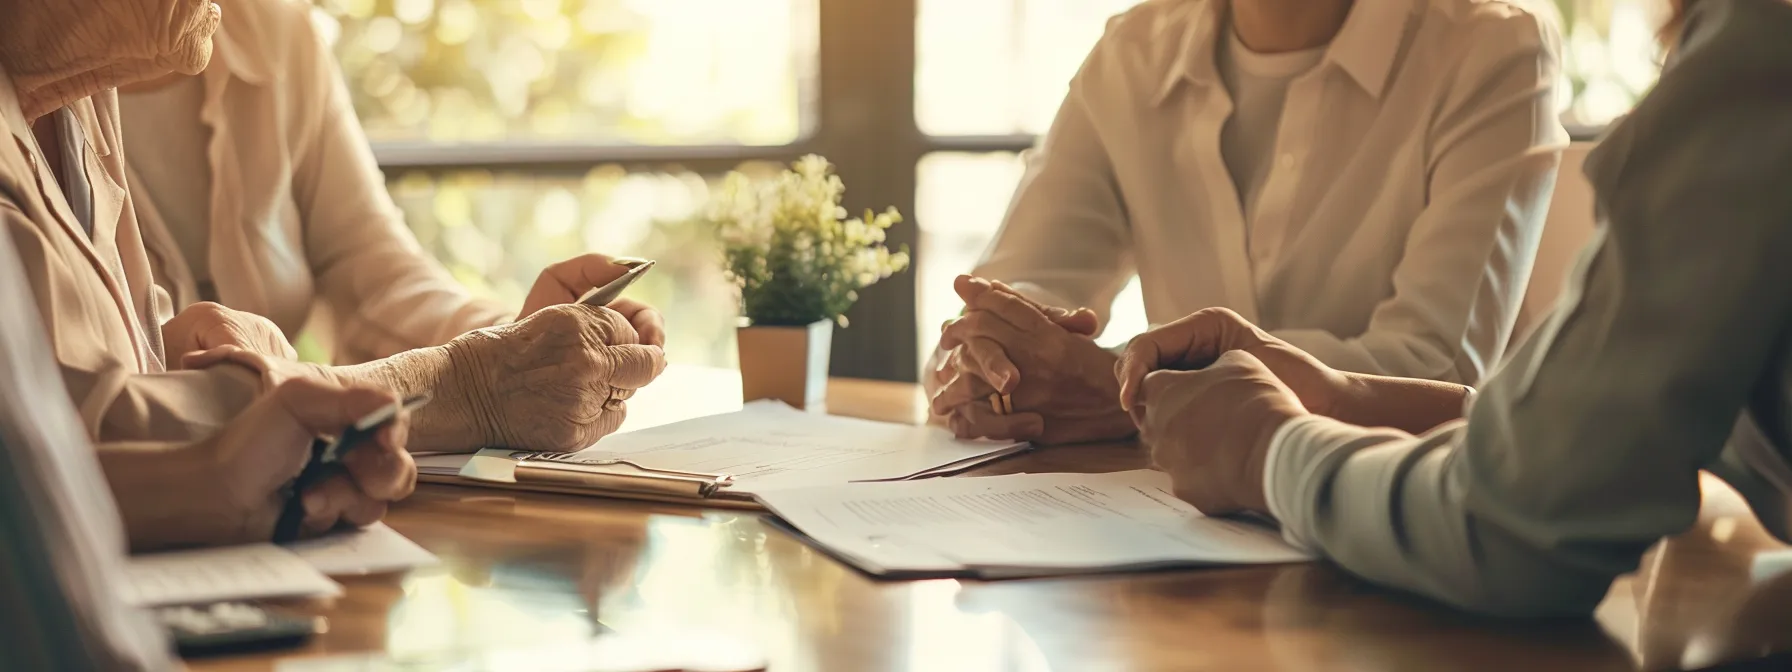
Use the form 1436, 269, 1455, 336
737, 319, 832, 410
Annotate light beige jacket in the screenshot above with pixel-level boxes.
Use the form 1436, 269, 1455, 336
0, 70, 260, 443
127, 0, 510, 365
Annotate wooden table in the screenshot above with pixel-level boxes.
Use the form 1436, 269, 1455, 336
191, 373, 1792, 671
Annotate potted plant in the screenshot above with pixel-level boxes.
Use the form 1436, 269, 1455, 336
704, 155, 910, 409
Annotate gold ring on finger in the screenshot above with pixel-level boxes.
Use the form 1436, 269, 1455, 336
987, 392, 1013, 416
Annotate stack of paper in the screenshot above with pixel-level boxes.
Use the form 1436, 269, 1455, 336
276, 630, 765, 672
757, 470, 1312, 578
125, 544, 343, 607
124, 523, 439, 607
422, 401, 1028, 505
284, 522, 440, 576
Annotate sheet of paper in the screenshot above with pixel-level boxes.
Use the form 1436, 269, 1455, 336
276, 631, 765, 672
413, 452, 470, 476
125, 544, 341, 607
759, 470, 1311, 576
284, 523, 439, 576
1753, 548, 1792, 584
462, 400, 1026, 493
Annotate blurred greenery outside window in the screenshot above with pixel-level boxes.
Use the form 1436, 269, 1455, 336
306, 0, 813, 367
310, 0, 1658, 373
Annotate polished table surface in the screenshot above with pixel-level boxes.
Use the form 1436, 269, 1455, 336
190, 370, 1792, 671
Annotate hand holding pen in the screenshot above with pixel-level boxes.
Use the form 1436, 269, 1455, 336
227, 380, 417, 544
272, 392, 431, 543
518, 254, 666, 347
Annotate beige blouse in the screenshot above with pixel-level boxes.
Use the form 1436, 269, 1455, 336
123, 0, 510, 365
0, 68, 261, 444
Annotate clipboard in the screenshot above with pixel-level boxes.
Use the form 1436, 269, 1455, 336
424, 449, 763, 509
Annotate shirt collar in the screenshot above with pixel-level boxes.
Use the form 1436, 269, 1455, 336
67, 97, 109, 158
1155, 0, 1225, 104
0, 66, 107, 159
1, 65, 31, 146
209, 5, 273, 86
1155, 0, 1414, 105
1326, 0, 1414, 99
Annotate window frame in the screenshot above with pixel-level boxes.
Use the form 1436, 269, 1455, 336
367, 0, 1034, 382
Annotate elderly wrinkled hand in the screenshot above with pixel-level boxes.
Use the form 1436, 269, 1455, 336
518, 253, 666, 347
201, 377, 417, 544
445, 303, 667, 451
927, 275, 1133, 445
1132, 350, 1306, 516
162, 301, 298, 368
1116, 307, 1352, 420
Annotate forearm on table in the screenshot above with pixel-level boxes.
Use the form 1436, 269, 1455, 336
1331, 373, 1472, 434
1272, 326, 1483, 384
1266, 416, 1611, 616
324, 343, 494, 453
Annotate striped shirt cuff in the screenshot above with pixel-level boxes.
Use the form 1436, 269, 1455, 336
1262, 414, 1324, 552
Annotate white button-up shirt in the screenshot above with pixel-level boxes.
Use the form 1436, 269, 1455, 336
972, 0, 1568, 383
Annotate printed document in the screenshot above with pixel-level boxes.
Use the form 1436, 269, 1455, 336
126, 525, 437, 606
284, 522, 439, 576
460, 400, 1027, 493
124, 544, 341, 607
758, 470, 1312, 578
276, 630, 765, 672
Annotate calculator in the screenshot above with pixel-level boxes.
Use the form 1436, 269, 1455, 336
154, 602, 324, 657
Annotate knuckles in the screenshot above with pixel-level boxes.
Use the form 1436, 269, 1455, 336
185, 301, 232, 321
1189, 306, 1248, 327
514, 304, 640, 351
533, 419, 596, 452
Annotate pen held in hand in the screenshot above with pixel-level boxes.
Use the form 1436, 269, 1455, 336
271, 393, 431, 544
577, 258, 655, 308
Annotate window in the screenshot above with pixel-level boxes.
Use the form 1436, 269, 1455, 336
311, 0, 819, 370
318, 0, 1661, 381
1558, 0, 1664, 129
314, 0, 812, 145
386, 166, 751, 368
914, 0, 1143, 136
912, 0, 1148, 371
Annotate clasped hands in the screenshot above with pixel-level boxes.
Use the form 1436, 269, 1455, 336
930, 275, 1362, 515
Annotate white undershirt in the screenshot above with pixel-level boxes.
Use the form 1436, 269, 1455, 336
119, 77, 213, 283
1215, 29, 1325, 227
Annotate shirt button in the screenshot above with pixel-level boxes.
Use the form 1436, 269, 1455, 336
1278, 153, 1297, 170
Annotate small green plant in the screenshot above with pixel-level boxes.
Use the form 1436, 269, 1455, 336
706, 155, 911, 327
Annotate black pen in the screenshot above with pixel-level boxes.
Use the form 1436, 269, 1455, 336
271, 393, 431, 544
